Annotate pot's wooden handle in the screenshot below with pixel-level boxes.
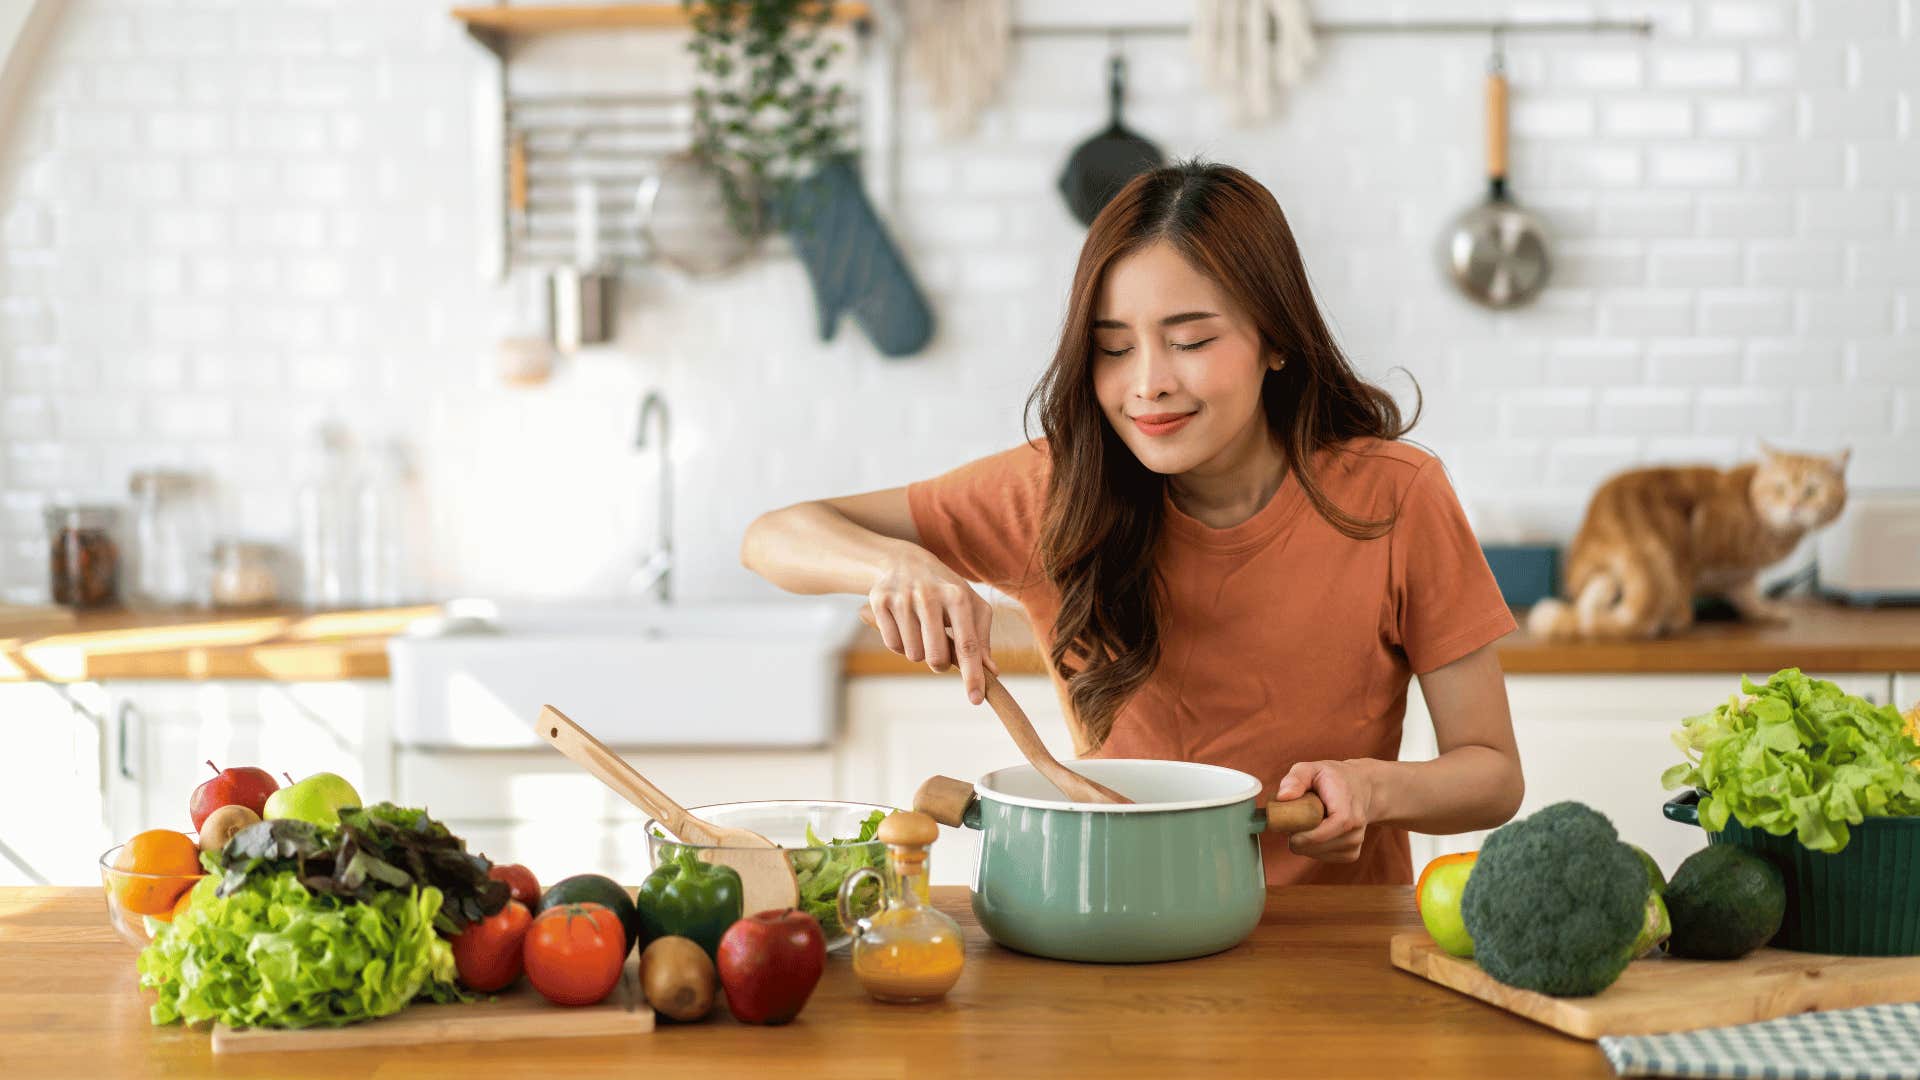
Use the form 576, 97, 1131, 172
913, 775, 977, 828
1265, 794, 1327, 835
1487, 71, 1509, 181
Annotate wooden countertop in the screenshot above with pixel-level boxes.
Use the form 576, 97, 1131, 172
0, 606, 435, 683
0, 885, 1613, 1079
4, 600, 1916, 684
846, 600, 1920, 677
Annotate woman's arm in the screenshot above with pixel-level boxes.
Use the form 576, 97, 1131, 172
741, 489, 998, 704
741, 488, 923, 594
1275, 643, 1524, 861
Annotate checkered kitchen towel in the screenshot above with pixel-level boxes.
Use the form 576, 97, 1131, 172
1599, 1003, 1920, 1079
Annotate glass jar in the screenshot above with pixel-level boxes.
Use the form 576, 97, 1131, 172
128, 469, 209, 609
837, 810, 966, 1004
295, 423, 353, 610
45, 504, 122, 610
209, 540, 282, 610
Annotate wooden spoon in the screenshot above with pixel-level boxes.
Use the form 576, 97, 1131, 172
981, 672, 1132, 804
859, 605, 1130, 804
535, 705, 799, 915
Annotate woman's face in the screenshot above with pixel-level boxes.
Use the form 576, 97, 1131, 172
1090, 240, 1278, 476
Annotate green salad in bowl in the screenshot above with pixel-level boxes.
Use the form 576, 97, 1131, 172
645, 801, 892, 949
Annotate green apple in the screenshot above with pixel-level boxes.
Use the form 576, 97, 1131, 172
1630, 844, 1666, 895
1632, 890, 1671, 959
263, 772, 361, 827
1416, 851, 1478, 958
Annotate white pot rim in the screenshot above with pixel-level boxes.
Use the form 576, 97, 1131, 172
974, 758, 1262, 813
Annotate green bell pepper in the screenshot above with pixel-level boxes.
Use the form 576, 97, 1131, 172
635, 846, 744, 958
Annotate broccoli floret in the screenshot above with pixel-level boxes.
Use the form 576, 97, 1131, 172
1460, 801, 1650, 997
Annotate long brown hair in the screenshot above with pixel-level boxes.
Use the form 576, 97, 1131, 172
1026, 160, 1417, 750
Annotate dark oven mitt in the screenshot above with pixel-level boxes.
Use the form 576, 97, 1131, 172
777, 155, 935, 358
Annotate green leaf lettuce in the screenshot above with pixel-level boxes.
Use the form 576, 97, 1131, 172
1662, 668, 1920, 853
138, 871, 463, 1029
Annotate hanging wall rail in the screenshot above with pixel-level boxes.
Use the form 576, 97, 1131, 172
1009, 17, 1655, 39
453, 3, 883, 281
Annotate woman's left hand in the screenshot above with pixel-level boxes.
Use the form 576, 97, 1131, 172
1274, 759, 1378, 863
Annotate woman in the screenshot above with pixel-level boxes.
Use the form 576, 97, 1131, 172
741, 161, 1523, 885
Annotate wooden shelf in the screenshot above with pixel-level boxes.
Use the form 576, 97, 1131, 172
452, 3, 870, 36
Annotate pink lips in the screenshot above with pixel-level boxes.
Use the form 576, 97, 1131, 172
1131, 411, 1196, 437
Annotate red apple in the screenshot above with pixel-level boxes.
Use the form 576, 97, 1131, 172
487, 863, 540, 907
717, 909, 826, 1025
189, 761, 280, 831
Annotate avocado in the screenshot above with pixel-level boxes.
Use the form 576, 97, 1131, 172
1665, 845, 1786, 960
540, 873, 642, 955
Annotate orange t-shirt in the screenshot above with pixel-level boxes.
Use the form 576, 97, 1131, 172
906, 436, 1516, 886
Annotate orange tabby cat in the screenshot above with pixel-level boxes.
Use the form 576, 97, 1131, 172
1528, 445, 1849, 641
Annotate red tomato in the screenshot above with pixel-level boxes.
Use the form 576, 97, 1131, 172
453, 900, 532, 992
487, 863, 541, 908
524, 902, 626, 1006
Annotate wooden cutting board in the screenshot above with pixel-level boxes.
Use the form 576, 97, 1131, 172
211, 959, 654, 1053
1391, 932, 1920, 1040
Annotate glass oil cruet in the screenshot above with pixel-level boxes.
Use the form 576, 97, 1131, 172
837, 810, 965, 1004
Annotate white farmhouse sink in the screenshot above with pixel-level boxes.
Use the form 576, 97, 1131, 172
387, 599, 861, 749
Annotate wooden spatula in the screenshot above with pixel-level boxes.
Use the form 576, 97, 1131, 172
535, 705, 799, 915
981, 672, 1132, 804
859, 604, 1130, 804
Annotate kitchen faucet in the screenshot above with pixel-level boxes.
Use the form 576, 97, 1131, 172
633, 389, 673, 603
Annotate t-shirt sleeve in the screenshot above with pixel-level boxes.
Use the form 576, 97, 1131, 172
1388, 459, 1517, 674
905, 442, 1049, 591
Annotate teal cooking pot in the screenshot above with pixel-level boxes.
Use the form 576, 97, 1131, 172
914, 759, 1324, 963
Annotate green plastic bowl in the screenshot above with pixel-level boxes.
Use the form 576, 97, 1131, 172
1664, 790, 1920, 956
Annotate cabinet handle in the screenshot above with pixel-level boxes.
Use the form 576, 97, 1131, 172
117, 702, 137, 781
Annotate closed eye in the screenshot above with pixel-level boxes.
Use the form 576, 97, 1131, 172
1096, 337, 1217, 358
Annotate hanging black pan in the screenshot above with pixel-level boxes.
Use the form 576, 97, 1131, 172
1058, 55, 1166, 227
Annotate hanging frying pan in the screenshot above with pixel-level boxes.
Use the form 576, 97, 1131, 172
1057, 54, 1165, 228
1439, 46, 1550, 308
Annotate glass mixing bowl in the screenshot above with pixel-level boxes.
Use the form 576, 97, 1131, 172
643, 800, 893, 952
99, 844, 207, 948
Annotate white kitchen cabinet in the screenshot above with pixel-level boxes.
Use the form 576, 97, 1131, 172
1404, 672, 1895, 880
1897, 674, 1919, 714
838, 675, 1075, 886
394, 747, 839, 885
0, 682, 114, 886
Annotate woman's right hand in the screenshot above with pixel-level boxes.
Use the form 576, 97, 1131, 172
864, 548, 998, 705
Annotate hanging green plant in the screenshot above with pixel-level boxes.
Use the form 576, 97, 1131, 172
683, 0, 854, 238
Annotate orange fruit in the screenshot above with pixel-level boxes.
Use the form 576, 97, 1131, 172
165, 884, 197, 923
112, 830, 202, 916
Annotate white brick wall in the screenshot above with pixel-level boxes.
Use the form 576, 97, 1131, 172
0, 0, 1916, 605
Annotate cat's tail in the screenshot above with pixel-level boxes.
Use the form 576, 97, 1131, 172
1530, 554, 1661, 640
1525, 597, 1578, 640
